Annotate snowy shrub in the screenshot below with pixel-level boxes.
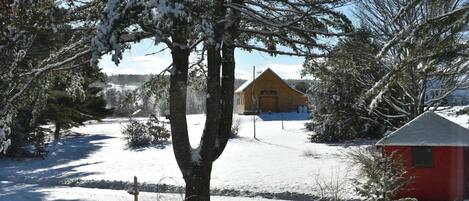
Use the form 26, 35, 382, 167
146, 114, 170, 143
122, 115, 170, 148
302, 149, 320, 158
229, 117, 241, 139
122, 118, 153, 148
456, 107, 469, 116
30, 127, 49, 159
348, 148, 413, 201
313, 169, 349, 201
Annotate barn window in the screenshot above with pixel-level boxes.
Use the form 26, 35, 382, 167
270, 90, 277, 95
412, 147, 432, 167
261, 90, 269, 95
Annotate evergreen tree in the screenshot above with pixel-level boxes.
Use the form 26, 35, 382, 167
39, 68, 111, 141
305, 30, 388, 142
0, 0, 102, 155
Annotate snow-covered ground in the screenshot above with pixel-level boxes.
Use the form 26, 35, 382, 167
2, 110, 468, 200
1, 182, 282, 201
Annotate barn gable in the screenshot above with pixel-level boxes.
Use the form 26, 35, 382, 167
234, 68, 307, 114
235, 68, 304, 95
376, 111, 469, 147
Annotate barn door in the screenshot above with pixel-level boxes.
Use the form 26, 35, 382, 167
259, 97, 278, 113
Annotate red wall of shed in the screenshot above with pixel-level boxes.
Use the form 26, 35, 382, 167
384, 146, 465, 201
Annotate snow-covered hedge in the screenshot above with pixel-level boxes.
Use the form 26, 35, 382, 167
229, 117, 241, 139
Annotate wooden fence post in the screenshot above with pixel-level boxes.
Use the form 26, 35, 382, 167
134, 176, 139, 201
128, 176, 139, 201
281, 113, 284, 130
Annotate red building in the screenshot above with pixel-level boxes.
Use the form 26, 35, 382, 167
376, 112, 469, 201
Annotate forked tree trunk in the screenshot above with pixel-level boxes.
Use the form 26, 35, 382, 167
184, 163, 213, 201
167, 1, 242, 200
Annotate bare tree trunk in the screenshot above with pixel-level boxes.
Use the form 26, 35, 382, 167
54, 122, 61, 141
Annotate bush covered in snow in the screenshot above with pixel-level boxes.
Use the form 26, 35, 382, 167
229, 117, 241, 139
146, 114, 171, 142
122, 118, 152, 147
348, 148, 413, 201
122, 115, 170, 148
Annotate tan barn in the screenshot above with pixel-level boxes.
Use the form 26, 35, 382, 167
235, 68, 308, 114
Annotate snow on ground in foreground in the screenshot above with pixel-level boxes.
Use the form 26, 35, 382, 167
2, 109, 468, 200
0, 113, 370, 199
0, 182, 283, 201
67, 113, 364, 195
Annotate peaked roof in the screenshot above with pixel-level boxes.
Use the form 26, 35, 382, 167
235, 68, 269, 93
376, 112, 469, 147
234, 68, 305, 95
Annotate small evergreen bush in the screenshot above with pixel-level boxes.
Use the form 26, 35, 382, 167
122, 114, 170, 148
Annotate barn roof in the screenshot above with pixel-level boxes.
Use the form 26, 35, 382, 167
376, 112, 469, 147
235, 68, 268, 93
234, 68, 305, 95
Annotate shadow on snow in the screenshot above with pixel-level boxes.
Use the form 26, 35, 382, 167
0, 134, 113, 200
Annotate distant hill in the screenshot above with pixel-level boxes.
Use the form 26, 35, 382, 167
105, 74, 154, 86
106, 74, 248, 89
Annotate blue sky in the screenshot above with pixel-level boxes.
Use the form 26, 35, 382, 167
99, 4, 356, 80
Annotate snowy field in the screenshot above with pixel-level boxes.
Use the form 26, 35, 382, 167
1, 110, 468, 200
